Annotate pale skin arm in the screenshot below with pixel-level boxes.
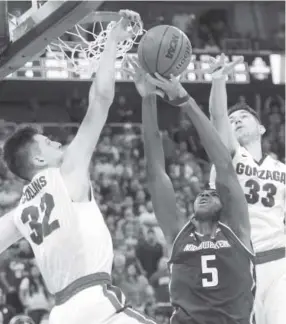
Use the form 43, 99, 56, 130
208, 54, 243, 156
60, 10, 141, 202
0, 209, 23, 255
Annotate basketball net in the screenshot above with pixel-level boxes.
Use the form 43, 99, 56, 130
46, 12, 144, 76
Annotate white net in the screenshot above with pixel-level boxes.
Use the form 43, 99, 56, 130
46, 12, 144, 76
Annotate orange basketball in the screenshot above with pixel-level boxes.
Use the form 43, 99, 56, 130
137, 25, 192, 78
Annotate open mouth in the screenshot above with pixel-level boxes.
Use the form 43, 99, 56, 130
199, 199, 209, 205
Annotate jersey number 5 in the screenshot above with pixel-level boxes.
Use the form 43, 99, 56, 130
21, 193, 59, 245
201, 255, 218, 287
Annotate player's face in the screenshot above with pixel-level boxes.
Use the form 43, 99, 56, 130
194, 189, 222, 221
229, 110, 265, 145
32, 134, 64, 168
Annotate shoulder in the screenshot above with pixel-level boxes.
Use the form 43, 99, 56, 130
209, 145, 248, 177
232, 146, 251, 162
218, 222, 254, 258
172, 221, 194, 246
44, 167, 62, 179
266, 156, 286, 170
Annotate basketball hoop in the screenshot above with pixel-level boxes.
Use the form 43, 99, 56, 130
46, 11, 144, 76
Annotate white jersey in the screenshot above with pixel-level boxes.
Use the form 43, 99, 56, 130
210, 146, 286, 253
13, 168, 113, 294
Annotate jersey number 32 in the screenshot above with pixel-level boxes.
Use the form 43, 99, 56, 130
21, 193, 60, 245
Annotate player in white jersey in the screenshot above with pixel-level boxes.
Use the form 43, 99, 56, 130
0, 10, 155, 324
207, 54, 286, 324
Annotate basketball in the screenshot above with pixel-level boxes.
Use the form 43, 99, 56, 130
137, 25, 192, 78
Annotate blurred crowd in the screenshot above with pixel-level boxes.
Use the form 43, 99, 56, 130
8, 1, 285, 52
0, 94, 285, 324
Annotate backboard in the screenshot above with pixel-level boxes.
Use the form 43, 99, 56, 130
0, 0, 104, 80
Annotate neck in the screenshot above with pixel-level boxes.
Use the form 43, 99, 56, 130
194, 220, 214, 235
29, 167, 45, 181
243, 139, 263, 162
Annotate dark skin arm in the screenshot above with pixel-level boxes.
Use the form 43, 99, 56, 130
148, 73, 252, 252
142, 94, 185, 244
125, 57, 186, 245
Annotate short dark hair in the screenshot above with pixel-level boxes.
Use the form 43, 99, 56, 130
3, 126, 40, 180
228, 103, 261, 123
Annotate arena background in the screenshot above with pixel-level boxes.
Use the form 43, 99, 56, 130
0, 1, 284, 324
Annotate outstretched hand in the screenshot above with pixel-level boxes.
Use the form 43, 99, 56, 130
207, 53, 244, 80
109, 10, 142, 43
146, 73, 188, 101
124, 56, 158, 97
125, 57, 188, 103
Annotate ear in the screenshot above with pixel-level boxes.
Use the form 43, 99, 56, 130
259, 124, 266, 136
33, 155, 46, 167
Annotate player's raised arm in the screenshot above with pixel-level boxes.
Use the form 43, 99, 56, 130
148, 73, 252, 252
0, 209, 23, 254
60, 11, 141, 199
208, 54, 243, 156
125, 58, 184, 243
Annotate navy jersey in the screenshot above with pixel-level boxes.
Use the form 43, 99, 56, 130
169, 221, 256, 324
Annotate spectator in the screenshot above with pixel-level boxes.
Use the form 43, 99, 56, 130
17, 241, 34, 261
136, 228, 163, 279
119, 262, 148, 308
93, 155, 116, 177
0, 245, 26, 314
8, 314, 35, 324
143, 285, 157, 319
97, 135, 120, 162
138, 201, 166, 246
18, 265, 50, 324
0, 286, 16, 324
149, 257, 171, 305
112, 253, 126, 287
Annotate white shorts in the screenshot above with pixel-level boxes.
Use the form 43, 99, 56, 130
254, 253, 286, 324
49, 283, 156, 324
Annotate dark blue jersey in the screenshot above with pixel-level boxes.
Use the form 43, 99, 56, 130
169, 221, 256, 324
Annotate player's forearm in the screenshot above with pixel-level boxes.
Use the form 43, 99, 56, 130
83, 37, 118, 127
181, 96, 232, 169
90, 36, 118, 104
209, 78, 238, 154
142, 94, 166, 178
61, 39, 118, 173
209, 78, 228, 121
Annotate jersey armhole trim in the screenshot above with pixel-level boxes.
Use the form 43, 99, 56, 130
167, 221, 191, 265
232, 145, 244, 161
218, 221, 255, 258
